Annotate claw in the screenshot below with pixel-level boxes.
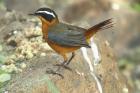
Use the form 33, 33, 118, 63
46, 69, 64, 79
54, 64, 72, 71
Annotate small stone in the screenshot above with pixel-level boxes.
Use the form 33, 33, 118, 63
122, 87, 128, 93
20, 63, 27, 69
18, 69, 23, 73
26, 52, 34, 59
40, 43, 52, 51
4, 64, 17, 73
35, 26, 41, 32
112, 3, 120, 10
13, 30, 18, 34
17, 54, 25, 59
105, 40, 110, 47
33, 50, 38, 54
9, 55, 17, 60
40, 52, 46, 57
5, 59, 15, 65
4, 91, 9, 93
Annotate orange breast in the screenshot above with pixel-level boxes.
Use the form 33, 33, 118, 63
47, 39, 80, 54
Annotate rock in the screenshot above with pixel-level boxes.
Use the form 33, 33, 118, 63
4, 0, 41, 13
0, 7, 131, 93
63, 0, 111, 23
4, 35, 130, 93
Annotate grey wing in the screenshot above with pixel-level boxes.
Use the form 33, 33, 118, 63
48, 25, 90, 48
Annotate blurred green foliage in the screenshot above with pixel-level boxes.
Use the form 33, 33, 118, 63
0, 67, 11, 92
126, 47, 140, 64
0, 55, 6, 64
0, 0, 3, 3
119, 47, 140, 68
44, 75, 60, 93
131, 3, 140, 12
122, 2, 140, 12
0, 44, 11, 92
0, 0, 5, 10
0, 73, 11, 83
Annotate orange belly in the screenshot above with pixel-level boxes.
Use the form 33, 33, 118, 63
47, 39, 80, 54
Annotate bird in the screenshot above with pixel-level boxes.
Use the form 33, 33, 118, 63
29, 7, 113, 70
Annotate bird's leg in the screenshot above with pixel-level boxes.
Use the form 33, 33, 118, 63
54, 53, 75, 71
65, 52, 75, 65
46, 54, 68, 78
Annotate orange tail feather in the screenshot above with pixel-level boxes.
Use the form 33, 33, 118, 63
86, 18, 113, 39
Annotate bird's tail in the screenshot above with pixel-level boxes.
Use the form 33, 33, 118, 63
85, 18, 113, 39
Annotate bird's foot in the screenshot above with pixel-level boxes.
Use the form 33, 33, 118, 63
46, 69, 64, 79
54, 63, 72, 71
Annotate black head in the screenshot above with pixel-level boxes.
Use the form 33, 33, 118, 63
29, 7, 58, 22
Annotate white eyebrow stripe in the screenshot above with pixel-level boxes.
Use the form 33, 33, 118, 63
36, 11, 55, 17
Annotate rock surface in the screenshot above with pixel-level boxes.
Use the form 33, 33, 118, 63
0, 1, 134, 92
3, 35, 130, 93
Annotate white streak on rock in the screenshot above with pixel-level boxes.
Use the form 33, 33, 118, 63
90, 37, 101, 65
81, 37, 103, 93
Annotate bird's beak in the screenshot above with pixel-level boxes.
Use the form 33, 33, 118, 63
28, 13, 36, 16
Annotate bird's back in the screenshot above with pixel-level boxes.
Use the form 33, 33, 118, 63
48, 23, 90, 48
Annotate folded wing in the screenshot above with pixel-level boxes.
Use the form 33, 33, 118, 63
48, 23, 90, 48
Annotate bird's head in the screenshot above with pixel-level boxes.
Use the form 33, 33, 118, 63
29, 7, 59, 25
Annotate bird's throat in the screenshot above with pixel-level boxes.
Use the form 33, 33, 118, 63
42, 22, 49, 40
40, 17, 59, 41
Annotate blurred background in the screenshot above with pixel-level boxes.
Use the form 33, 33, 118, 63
0, 0, 140, 93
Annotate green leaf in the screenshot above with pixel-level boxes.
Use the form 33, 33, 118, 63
0, 73, 11, 83
0, 55, 6, 63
